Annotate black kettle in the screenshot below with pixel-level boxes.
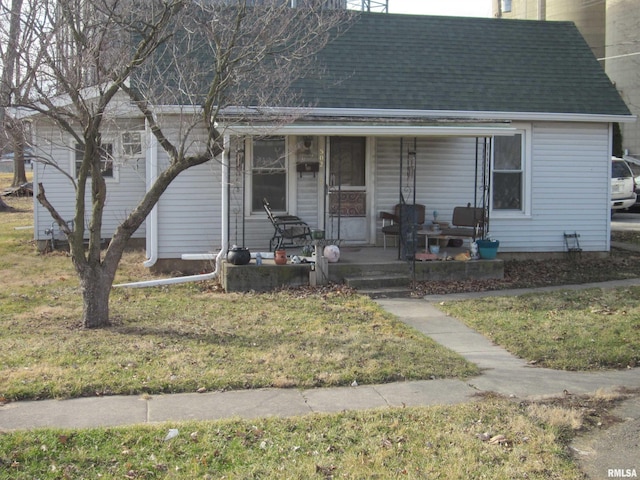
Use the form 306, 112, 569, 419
227, 245, 251, 265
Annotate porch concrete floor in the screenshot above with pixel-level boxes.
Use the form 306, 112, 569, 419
221, 245, 503, 293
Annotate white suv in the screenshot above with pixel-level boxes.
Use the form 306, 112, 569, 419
611, 158, 636, 211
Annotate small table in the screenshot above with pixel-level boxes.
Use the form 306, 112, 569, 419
417, 222, 450, 252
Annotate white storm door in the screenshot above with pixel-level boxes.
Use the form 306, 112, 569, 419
326, 136, 369, 243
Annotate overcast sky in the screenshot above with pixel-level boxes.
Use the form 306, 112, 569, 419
386, 0, 493, 17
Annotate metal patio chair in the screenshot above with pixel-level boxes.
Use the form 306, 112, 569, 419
263, 198, 312, 251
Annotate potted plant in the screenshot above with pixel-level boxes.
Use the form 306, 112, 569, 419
475, 238, 499, 259
274, 249, 287, 265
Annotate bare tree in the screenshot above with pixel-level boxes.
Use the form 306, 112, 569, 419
0, 0, 32, 188
6, 0, 346, 328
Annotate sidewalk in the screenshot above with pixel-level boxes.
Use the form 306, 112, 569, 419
2, 281, 640, 432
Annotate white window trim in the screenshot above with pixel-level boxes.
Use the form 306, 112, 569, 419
244, 136, 294, 216
120, 131, 145, 160
71, 137, 120, 183
490, 123, 532, 218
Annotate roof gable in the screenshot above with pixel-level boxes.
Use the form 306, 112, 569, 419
291, 13, 630, 117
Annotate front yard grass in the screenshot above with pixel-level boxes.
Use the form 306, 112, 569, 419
0, 176, 477, 401
1, 398, 587, 480
2, 283, 478, 401
438, 287, 640, 370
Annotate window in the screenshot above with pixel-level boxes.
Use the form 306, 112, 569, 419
329, 137, 366, 187
75, 143, 114, 178
492, 134, 523, 210
251, 136, 287, 212
121, 132, 143, 157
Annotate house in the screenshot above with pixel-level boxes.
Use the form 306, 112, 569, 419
31, 12, 634, 282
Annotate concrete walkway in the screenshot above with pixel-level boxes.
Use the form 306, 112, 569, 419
2, 281, 640, 433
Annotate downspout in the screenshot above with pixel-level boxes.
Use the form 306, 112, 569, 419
115, 134, 230, 288
143, 119, 158, 268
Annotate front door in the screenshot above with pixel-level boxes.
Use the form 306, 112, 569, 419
326, 137, 368, 243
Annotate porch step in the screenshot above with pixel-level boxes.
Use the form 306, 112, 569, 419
344, 274, 410, 290
357, 287, 413, 299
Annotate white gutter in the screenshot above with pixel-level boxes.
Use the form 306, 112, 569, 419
32, 122, 39, 242
143, 120, 158, 267
225, 124, 519, 137
149, 105, 636, 123
115, 135, 230, 289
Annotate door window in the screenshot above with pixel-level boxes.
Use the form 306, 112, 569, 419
329, 137, 366, 217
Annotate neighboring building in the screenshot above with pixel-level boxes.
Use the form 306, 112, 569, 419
493, 0, 640, 158
31, 13, 633, 272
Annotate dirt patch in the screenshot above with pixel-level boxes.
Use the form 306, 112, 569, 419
567, 389, 640, 479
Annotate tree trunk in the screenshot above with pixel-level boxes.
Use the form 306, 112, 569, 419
79, 264, 113, 328
11, 130, 27, 187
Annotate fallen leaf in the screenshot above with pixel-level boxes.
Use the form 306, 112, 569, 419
316, 464, 337, 476
488, 434, 508, 445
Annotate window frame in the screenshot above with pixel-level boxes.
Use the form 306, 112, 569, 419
72, 139, 119, 182
490, 125, 531, 218
245, 136, 291, 216
120, 131, 144, 159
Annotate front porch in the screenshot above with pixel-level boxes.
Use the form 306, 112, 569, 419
220, 246, 503, 294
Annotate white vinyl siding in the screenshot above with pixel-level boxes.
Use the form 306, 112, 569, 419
375, 123, 611, 253
33, 123, 147, 243
374, 136, 482, 245
155, 127, 221, 259
34, 120, 614, 259
490, 121, 610, 253
155, 161, 221, 258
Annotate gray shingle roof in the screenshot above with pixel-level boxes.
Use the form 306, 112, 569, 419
290, 13, 630, 116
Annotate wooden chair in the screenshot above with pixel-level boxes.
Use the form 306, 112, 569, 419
380, 203, 426, 249
263, 198, 312, 251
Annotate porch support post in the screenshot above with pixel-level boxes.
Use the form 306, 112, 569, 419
221, 134, 230, 258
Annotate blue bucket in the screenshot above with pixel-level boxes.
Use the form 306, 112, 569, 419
476, 239, 499, 260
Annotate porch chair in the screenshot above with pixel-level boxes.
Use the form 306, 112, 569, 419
380, 203, 426, 249
439, 204, 486, 245
263, 198, 312, 251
